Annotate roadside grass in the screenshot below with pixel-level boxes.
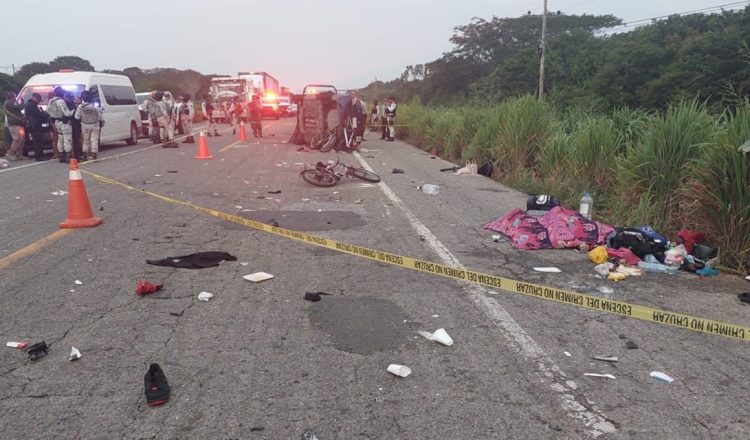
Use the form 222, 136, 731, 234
397, 97, 750, 272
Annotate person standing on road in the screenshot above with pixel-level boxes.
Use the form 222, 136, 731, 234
46, 91, 59, 159
23, 93, 50, 161
202, 96, 220, 137
142, 92, 160, 143
3, 92, 31, 161
369, 99, 379, 133
74, 90, 103, 161
164, 92, 178, 144
179, 94, 195, 143
65, 92, 84, 162
154, 91, 177, 147
384, 97, 397, 142
248, 95, 263, 138
47, 86, 75, 162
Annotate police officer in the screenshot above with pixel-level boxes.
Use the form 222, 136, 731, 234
202, 96, 220, 137
179, 94, 195, 143
74, 90, 103, 160
142, 92, 159, 143
163, 91, 178, 144
65, 92, 84, 162
47, 86, 75, 162
248, 95, 263, 138
369, 100, 379, 132
153, 91, 177, 147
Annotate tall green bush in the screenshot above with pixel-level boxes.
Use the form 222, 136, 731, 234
492, 95, 554, 177
614, 99, 715, 232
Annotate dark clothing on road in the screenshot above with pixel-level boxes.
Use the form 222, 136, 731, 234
146, 251, 237, 269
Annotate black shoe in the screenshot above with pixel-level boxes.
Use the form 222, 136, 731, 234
144, 363, 170, 406
233, 128, 236, 135
59, 152, 68, 163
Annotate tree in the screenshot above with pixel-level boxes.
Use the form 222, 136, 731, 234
48, 56, 95, 72
14, 62, 53, 83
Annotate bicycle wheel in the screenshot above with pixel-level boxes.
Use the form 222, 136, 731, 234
310, 133, 324, 149
350, 167, 381, 183
301, 169, 338, 187
319, 132, 337, 152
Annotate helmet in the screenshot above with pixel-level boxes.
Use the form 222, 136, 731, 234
53, 86, 65, 97
153, 91, 164, 101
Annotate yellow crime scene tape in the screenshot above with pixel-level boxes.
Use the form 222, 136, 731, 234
82, 169, 750, 343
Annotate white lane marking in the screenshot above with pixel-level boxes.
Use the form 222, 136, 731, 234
353, 151, 616, 438
0, 159, 49, 173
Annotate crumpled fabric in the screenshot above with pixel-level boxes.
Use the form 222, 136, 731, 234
606, 247, 641, 265
146, 251, 237, 269
136, 280, 164, 296
485, 207, 613, 250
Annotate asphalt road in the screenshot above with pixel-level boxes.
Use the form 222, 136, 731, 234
1, 118, 749, 440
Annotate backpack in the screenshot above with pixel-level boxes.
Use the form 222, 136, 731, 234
609, 227, 667, 260
478, 160, 494, 177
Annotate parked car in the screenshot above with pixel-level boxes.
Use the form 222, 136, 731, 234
135, 92, 152, 137
17, 70, 142, 152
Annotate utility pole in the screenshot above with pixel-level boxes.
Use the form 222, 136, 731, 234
538, 0, 548, 100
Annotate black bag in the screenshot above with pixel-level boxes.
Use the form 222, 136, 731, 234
478, 160, 493, 177
609, 227, 667, 260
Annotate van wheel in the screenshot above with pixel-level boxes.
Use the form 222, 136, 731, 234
126, 122, 138, 145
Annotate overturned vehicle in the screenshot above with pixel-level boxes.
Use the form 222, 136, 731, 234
289, 84, 366, 152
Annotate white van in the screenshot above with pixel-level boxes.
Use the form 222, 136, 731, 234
18, 70, 142, 147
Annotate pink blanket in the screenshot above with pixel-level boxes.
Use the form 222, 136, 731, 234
485, 206, 614, 250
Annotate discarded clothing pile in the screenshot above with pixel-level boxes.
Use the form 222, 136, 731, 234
146, 251, 237, 269
484, 206, 614, 250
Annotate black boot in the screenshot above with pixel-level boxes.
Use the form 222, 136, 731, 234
59, 152, 68, 163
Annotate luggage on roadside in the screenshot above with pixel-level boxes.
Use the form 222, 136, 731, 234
609, 226, 668, 261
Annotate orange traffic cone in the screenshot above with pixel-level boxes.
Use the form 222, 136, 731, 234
195, 131, 213, 160
239, 121, 248, 141
60, 159, 102, 229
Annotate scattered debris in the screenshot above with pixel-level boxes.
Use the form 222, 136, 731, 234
333, 191, 340, 195
419, 235, 426, 241
431, 314, 440, 318
250, 426, 265, 432
50, 190, 68, 196
354, 198, 363, 204
584, 373, 616, 379
0, 158, 9, 169
74, 280, 83, 285
169, 311, 184, 317
737, 292, 750, 304
491, 234, 502, 242
420, 184, 440, 195
154, 174, 162, 177
297, 146, 311, 152
240, 262, 249, 266
429, 155, 437, 159
588, 246, 609, 264
533, 267, 561, 273
607, 272, 627, 281
234, 205, 243, 209
69, 347, 81, 361
387, 364, 412, 378
392, 168, 404, 174
268, 190, 282, 194
136, 280, 164, 296
417, 328, 454, 346
26, 341, 48, 361
598, 286, 614, 295
563, 351, 572, 357
595, 262, 614, 276
304, 292, 321, 302
440, 166, 461, 172
592, 354, 618, 362
301, 429, 319, 440
243, 272, 274, 283
198, 291, 214, 302
745, 275, 750, 282
167, 170, 178, 173
650, 371, 675, 383
146, 252, 237, 269
6, 342, 28, 350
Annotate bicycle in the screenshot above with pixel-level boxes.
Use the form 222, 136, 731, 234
319, 114, 360, 153
300, 154, 381, 187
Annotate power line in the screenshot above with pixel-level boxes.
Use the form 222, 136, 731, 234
598, 1, 750, 33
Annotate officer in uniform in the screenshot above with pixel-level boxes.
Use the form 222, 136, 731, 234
153, 91, 177, 147
23, 93, 50, 161
74, 90, 103, 160
179, 94, 195, 143
47, 86, 75, 162
202, 96, 220, 137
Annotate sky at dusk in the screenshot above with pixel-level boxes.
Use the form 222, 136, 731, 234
1, 0, 745, 91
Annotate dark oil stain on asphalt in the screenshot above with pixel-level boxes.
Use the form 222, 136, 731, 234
230, 210, 366, 232
308, 297, 411, 355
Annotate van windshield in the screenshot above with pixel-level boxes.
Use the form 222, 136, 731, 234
17, 84, 86, 105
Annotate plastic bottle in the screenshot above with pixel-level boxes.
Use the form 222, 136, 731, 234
637, 261, 679, 273
420, 184, 440, 195
579, 191, 593, 220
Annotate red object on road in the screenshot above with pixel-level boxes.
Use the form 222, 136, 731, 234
136, 280, 164, 296
239, 121, 247, 141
